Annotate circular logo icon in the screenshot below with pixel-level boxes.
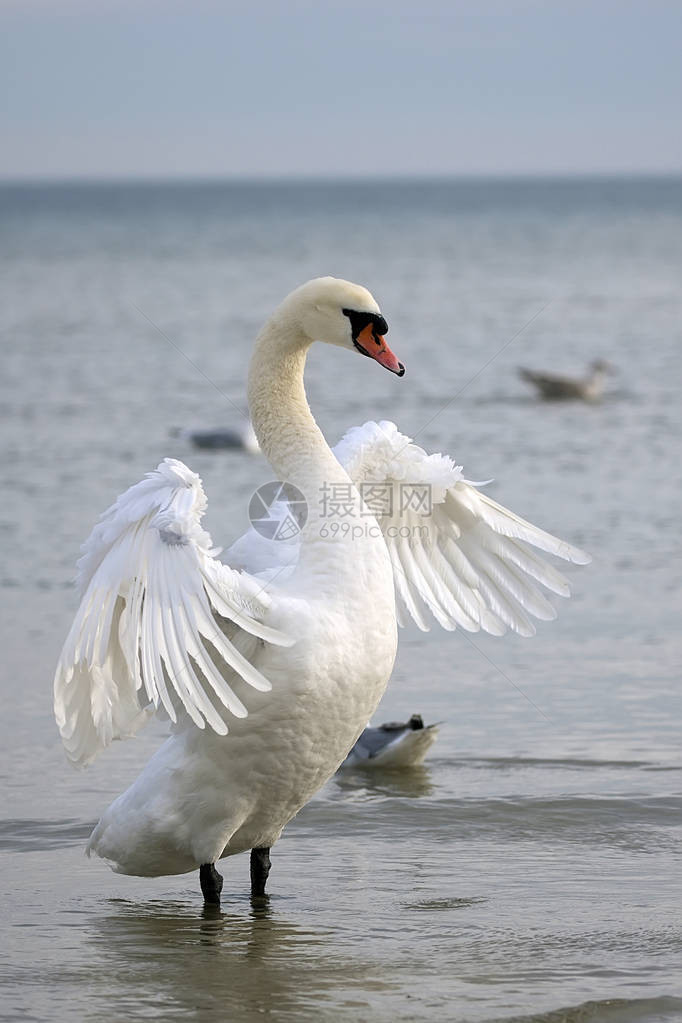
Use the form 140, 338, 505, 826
248, 481, 308, 541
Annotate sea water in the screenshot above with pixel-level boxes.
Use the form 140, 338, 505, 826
1, 178, 681, 1021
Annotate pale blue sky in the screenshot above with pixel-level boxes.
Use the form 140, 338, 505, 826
1, 0, 681, 179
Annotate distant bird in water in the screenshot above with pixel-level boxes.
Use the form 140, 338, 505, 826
172, 422, 260, 453
339, 714, 439, 769
518, 359, 613, 402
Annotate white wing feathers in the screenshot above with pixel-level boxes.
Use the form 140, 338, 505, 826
54, 459, 293, 766
55, 429, 588, 765
334, 421, 590, 637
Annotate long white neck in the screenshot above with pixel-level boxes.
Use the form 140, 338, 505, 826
247, 310, 350, 514
246, 294, 394, 605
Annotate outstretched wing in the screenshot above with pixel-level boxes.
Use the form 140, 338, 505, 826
334, 421, 590, 636
54, 459, 293, 766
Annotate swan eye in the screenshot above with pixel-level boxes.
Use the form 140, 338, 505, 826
342, 308, 389, 341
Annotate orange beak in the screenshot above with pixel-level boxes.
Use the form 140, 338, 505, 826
354, 323, 405, 377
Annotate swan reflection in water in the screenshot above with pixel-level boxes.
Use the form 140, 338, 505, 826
90, 897, 390, 1018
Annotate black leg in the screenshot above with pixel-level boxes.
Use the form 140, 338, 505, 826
250, 847, 271, 898
199, 862, 223, 906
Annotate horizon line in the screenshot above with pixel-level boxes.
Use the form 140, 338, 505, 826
1, 169, 681, 188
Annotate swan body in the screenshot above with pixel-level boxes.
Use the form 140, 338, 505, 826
54, 277, 590, 899
518, 359, 612, 401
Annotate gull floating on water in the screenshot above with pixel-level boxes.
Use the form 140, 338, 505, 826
518, 359, 613, 402
172, 422, 260, 453
340, 714, 439, 769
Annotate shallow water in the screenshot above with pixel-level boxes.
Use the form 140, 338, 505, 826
1, 178, 681, 1021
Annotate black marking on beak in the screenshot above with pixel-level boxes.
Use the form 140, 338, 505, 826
343, 308, 389, 341
353, 339, 374, 359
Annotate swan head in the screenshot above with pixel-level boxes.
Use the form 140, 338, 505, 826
287, 276, 405, 377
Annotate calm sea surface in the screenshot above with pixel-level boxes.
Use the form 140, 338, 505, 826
1, 178, 681, 1022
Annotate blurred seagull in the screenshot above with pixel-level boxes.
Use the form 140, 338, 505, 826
339, 714, 439, 769
172, 422, 260, 453
518, 359, 613, 402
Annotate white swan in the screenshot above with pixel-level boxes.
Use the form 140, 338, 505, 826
54, 277, 590, 904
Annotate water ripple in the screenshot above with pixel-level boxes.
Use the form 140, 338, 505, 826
0, 818, 93, 853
